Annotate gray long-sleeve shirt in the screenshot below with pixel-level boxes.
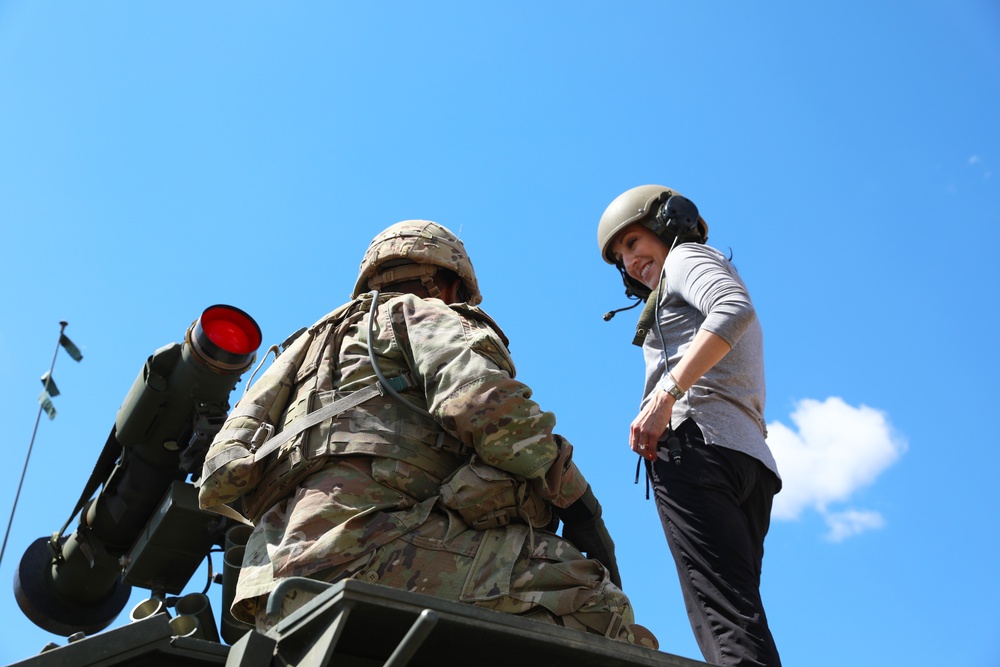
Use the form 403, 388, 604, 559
641, 243, 780, 479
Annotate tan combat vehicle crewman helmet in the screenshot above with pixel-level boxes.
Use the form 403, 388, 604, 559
597, 184, 709, 265
352, 220, 483, 306
597, 185, 709, 300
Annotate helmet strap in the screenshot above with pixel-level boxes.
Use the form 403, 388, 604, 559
369, 264, 441, 299
420, 273, 442, 300
616, 264, 650, 301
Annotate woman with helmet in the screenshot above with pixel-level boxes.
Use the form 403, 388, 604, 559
597, 186, 782, 666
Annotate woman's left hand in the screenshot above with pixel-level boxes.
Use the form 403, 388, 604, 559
629, 388, 674, 461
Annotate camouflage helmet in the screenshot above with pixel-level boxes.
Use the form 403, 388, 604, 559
352, 220, 482, 306
597, 184, 709, 265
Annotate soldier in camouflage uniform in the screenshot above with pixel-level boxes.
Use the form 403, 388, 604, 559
198, 220, 657, 648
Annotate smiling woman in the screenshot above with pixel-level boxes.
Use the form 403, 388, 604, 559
610, 225, 669, 291
597, 184, 783, 667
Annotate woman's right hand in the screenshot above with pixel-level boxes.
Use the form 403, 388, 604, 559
629, 388, 673, 462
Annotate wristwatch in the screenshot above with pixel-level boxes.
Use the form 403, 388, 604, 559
664, 375, 686, 400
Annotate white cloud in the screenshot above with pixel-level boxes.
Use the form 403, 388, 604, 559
766, 397, 907, 540
968, 155, 992, 179
823, 509, 885, 543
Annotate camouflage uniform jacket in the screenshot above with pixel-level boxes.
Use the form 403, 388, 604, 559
198, 292, 590, 621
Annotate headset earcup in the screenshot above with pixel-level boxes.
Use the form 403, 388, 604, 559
655, 195, 700, 236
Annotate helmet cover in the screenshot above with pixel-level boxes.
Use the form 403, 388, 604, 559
353, 220, 482, 306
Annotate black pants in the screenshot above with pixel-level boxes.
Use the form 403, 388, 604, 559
649, 419, 782, 667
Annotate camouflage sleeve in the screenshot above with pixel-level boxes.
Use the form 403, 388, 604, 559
380, 295, 589, 509
196, 325, 314, 509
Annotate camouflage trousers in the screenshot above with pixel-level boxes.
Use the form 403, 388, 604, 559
254, 511, 635, 639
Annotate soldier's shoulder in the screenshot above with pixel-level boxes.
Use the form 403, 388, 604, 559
308, 299, 363, 333
381, 295, 509, 347
448, 303, 509, 348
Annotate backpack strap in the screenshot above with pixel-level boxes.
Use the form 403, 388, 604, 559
249, 375, 411, 462
201, 374, 412, 480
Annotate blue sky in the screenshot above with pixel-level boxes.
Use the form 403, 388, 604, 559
1, 2, 998, 665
